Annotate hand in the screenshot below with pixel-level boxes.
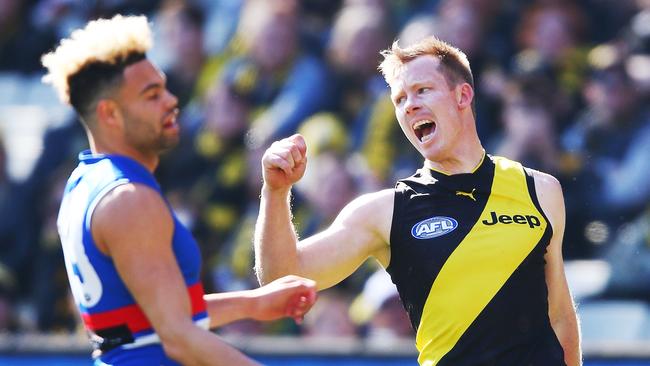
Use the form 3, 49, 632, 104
261, 134, 307, 192
251, 275, 317, 324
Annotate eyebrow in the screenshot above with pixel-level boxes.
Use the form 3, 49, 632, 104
391, 92, 404, 101
139, 82, 163, 96
138, 73, 167, 96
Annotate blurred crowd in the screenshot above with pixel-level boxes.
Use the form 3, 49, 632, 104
0, 0, 649, 343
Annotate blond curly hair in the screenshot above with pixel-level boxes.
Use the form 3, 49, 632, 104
41, 14, 152, 105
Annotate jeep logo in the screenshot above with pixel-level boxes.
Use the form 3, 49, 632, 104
411, 216, 458, 239
482, 211, 540, 228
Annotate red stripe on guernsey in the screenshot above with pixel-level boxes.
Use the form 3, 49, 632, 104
82, 282, 207, 334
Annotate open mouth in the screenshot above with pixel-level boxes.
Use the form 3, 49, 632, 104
163, 109, 179, 129
413, 119, 436, 142
163, 118, 177, 130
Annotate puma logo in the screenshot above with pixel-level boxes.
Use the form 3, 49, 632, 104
456, 188, 476, 201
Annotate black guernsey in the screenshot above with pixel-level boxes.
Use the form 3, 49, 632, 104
387, 154, 565, 366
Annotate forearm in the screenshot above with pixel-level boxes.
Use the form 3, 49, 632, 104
204, 290, 255, 328
161, 322, 260, 366
552, 308, 582, 366
254, 185, 300, 284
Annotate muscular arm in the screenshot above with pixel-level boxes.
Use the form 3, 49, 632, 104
93, 184, 260, 366
254, 134, 392, 290
256, 188, 393, 289
533, 171, 582, 366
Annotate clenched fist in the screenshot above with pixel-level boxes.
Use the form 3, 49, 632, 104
250, 275, 317, 325
262, 134, 307, 191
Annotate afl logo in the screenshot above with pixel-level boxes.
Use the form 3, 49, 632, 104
411, 216, 458, 239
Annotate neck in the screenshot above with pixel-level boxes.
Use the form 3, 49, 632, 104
424, 112, 486, 175
88, 132, 159, 173
425, 140, 485, 175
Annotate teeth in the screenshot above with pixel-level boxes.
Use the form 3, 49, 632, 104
414, 120, 433, 129
421, 133, 434, 143
167, 109, 179, 125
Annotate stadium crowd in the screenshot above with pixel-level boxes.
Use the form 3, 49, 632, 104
0, 0, 649, 343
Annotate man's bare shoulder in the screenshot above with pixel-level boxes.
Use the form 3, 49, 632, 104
92, 183, 172, 254
337, 188, 395, 221
94, 183, 168, 218
528, 169, 562, 199
332, 188, 395, 241
351, 188, 395, 206
528, 169, 565, 230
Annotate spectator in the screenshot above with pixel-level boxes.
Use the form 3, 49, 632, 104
153, 0, 207, 108
294, 113, 358, 237
494, 75, 562, 174
303, 289, 357, 338
349, 270, 413, 341
0, 132, 16, 331
232, 0, 331, 148
512, 0, 590, 129
324, 2, 391, 149
0, 0, 58, 73
562, 55, 650, 258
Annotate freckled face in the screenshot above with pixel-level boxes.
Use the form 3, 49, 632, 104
389, 55, 464, 162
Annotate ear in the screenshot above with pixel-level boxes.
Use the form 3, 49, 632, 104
456, 83, 474, 111
96, 99, 122, 128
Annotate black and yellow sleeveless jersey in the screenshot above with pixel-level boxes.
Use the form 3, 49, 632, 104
387, 154, 565, 366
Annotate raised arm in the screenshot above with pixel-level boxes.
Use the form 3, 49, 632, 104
93, 184, 316, 365
533, 171, 582, 366
254, 134, 393, 290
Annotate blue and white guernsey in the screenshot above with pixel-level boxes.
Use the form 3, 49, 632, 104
57, 150, 209, 365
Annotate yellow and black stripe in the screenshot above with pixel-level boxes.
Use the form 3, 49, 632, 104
388, 154, 565, 366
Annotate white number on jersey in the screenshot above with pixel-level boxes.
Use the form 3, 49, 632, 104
57, 180, 103, 308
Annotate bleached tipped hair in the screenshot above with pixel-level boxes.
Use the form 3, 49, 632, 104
41, 14, 152, 105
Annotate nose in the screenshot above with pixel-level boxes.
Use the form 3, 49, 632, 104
404, 95, 421, 115
164, 89, 179, 110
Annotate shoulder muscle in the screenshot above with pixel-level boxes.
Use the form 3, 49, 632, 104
334, 189, 394, 233
92, 183, 173, 256
530, 169, 565, 234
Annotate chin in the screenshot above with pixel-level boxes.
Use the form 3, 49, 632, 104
420, 147, 446, 163
410, 135, 443, 161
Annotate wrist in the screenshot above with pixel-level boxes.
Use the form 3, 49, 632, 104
261, 183, 291, 197
245, 288, 265, 321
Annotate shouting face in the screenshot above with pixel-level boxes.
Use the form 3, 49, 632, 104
389, 55, 471, 164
